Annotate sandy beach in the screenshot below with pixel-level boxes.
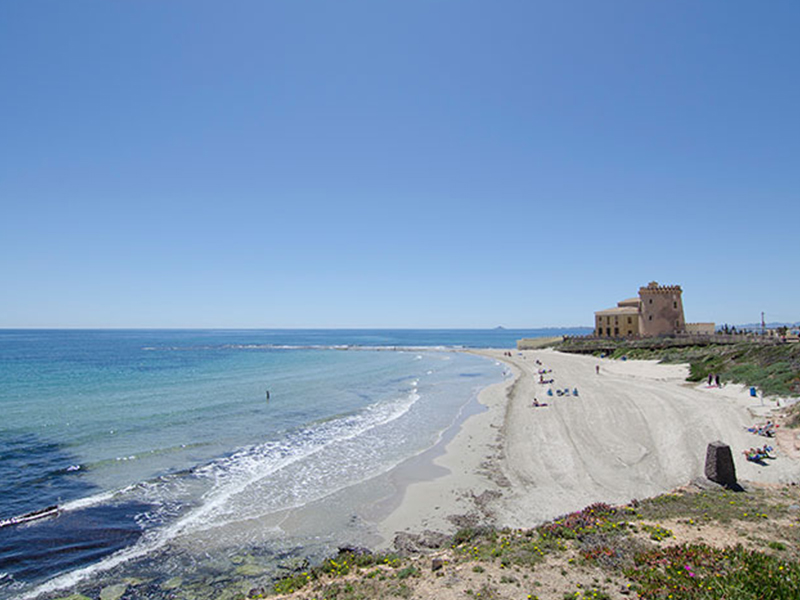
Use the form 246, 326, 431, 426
378, 349, 800, 542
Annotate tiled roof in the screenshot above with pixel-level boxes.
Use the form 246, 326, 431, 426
595, 306, 640, 316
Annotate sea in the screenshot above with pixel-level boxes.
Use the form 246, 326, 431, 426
0, 328, 587, 599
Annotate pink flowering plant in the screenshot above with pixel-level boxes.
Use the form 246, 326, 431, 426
626, 543, 800, 599
539, 503, 623, 540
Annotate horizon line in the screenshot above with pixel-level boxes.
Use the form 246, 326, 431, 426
0, 325, 594, 331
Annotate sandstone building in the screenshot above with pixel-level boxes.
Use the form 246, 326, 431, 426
595, 282, 687, 338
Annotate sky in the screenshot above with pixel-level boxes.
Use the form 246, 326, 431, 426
1, 1, 798, 329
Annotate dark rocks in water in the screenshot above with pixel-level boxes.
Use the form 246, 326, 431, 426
0, 504, 59, 528
393, 530, 450, 555
705, 441, 737, 486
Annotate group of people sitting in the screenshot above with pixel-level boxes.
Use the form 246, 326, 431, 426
530, 359, 582, 408
536, 366, 554, 385
533, 388, 579, 406
743, 445, 774, 463
746, 420, 778, 437
547, 388, 578, 397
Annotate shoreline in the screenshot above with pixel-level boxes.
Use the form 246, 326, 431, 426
13, 347, 507, 600
374, 351, 518, 542
374, 348, 800, 542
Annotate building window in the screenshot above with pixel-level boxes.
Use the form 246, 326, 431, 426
649, 316, 653, 321
606, 327, 611, 336
614, 327, 619, 336
627, 317, 632, 324
649, 299, 653, 304
673, 301, 677, 309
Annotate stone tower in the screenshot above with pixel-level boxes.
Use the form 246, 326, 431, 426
638, 282, 685, 336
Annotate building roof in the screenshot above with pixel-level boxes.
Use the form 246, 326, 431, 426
617, 298, 641, 308
595, 306, 640, 316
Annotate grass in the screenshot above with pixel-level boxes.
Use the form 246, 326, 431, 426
632, 487, 793, 527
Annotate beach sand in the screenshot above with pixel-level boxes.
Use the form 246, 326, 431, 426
377, 349, 800, 542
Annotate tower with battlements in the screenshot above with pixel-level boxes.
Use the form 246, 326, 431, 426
595, 282, 687, 338
638, 282, 685, 336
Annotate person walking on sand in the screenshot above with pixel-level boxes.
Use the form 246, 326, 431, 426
715, 374, 721, 387
596, 365, 600, 375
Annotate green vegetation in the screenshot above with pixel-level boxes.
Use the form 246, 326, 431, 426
627, 544, 800, 599
270, 551, 403, 596
632, 487, 787, 525
640, 524, 673, 542
261, 486, 800, 600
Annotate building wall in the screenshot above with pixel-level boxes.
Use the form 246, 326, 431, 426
638, 283, 685, 336
686, 322, 715, 335
595, 311, 640, 337
595, 315, 605, 337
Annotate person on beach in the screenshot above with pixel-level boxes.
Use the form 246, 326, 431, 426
715, 374, 721, 387
596, 365, 600, 375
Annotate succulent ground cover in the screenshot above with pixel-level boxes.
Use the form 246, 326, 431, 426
263, 483, 800, 600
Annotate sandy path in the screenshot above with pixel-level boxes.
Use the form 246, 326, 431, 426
494, 349, 799, 527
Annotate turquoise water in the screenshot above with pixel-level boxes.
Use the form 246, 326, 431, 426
0, 329, 584, 599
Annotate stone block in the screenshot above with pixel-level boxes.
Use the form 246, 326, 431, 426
705, 441, 736, 486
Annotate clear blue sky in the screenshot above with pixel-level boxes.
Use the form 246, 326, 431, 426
1, 1, 798, 328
